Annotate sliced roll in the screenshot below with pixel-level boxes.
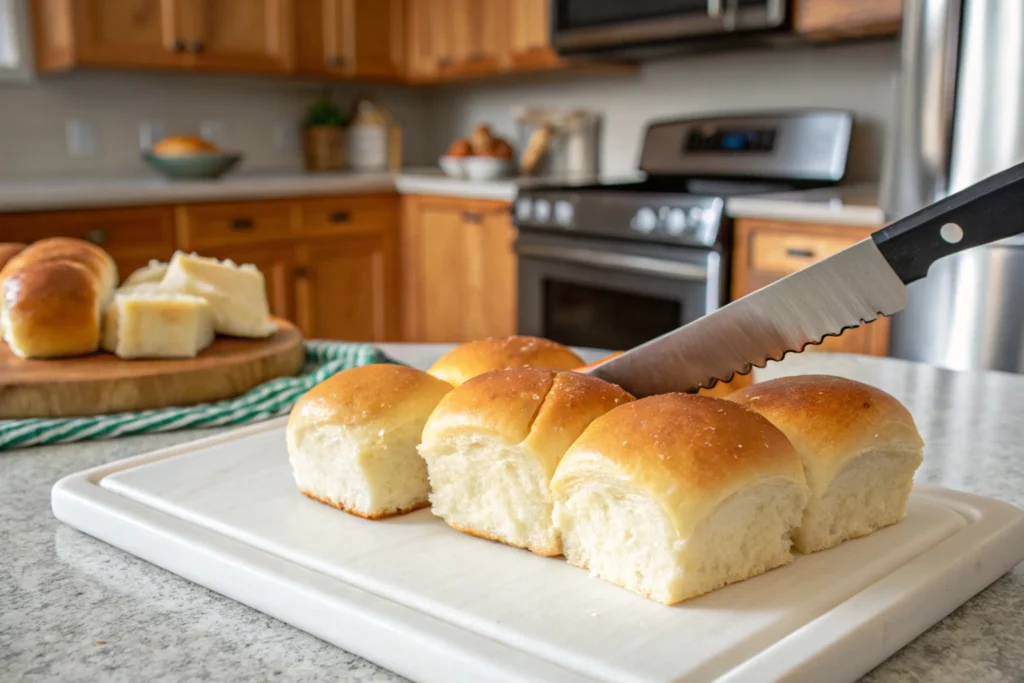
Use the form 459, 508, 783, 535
727, 374, 924, 553
287, 364, 453, 519
551, 394, 809, 605
426, 336, 584, 387
418, 367, 633, 555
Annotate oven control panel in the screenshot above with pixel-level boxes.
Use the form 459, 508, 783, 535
515, 192, 725, 247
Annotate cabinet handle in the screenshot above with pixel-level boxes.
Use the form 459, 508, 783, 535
437, 56, 453, 67
785, 248, 816, 258
230, 218, 255, 230
468, 51, 487, 62
327, 55, 345, 67
82, 228, 108, 245
171, 39, 186, 53
329, 211, 351, 223
293, 266, 311, 279
462, 212, 484, 224
191, 40, 206, 54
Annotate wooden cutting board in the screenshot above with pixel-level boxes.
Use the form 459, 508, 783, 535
0, 318, 304, 418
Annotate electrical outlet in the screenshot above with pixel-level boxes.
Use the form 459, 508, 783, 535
66, 119, 96, 158
273, 121, 299, 152
199, 120, 227, 147
139, 121, 167, 150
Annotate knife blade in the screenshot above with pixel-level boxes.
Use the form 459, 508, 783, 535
586, 159, 1024, 397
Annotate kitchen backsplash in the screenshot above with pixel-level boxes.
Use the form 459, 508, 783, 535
0, 40, 898, 182
428, 41, 900, 182
0, 71, 431, 180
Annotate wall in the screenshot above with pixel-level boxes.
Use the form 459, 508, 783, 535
0, 71, 430, 180
428, 41, 900, 182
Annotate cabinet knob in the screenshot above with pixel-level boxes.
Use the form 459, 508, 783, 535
171, 39, 186, 53
293, 266, 311, 279
191, 41, 206, 54
329, 211, 351, 223
82, 229, 108, 245
467, 51, 486, 62
437, 56, 453, 67
327, 55, 345, 67
462, 212, 484, 224
230, 218, 254, 230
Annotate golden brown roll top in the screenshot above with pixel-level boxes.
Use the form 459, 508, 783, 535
0, 243, 25, 272
426, 336, 584, 387
554, 393, 807, 539
727, 375, 924, 553
419, 367, 633, 555
1, 238, 118, 358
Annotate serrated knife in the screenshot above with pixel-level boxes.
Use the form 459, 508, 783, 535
586, 159, 1024, 397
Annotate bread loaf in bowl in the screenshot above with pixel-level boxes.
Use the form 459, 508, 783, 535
0, 237, 118, 358
727, 374, 924, 553
287, 364, 453, 519
418, 368, 633, 555
152, 135, 220, 155
427, 336, 584, 387
551, 393, 809, 605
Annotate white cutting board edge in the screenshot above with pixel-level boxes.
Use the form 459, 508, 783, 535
51, 418, 1024, 683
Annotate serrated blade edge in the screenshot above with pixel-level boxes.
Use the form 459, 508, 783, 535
587, 238, 907, 397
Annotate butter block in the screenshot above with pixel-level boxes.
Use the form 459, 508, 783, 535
101, 291, 215, 359
121, 259, 169, 289
159, 251, 274, 338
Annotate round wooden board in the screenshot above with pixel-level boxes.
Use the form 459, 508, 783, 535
0, 318, 305, 419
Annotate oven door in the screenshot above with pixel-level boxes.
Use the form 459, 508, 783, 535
516, 231, 723, 351
551, 0, 787, 55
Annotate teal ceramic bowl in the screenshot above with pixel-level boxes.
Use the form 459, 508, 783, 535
142, 151, 242, 180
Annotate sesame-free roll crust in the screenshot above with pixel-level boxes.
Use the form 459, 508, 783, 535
426, 336, 584, 387
728, 374, 924, 553
551, 393, 809, 604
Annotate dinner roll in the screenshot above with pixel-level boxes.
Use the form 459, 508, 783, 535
727, 374, 924, 553
427, 336, 584, 387
551, 394, 808, 605
287, 364, 453, 519
419, 368, 632, 555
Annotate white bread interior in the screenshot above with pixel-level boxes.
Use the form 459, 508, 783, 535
418, 368, 633, 555
287, 364, 453, 519
160, 251, 274, 338
101, 289, 215, 359
728, 374, 925, 553
550, 393, 809, 605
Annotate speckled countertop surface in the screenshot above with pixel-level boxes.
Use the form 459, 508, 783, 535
3, 347, 1023, 682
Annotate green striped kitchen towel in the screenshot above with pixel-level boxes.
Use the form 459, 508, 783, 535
0, 340, 394, 450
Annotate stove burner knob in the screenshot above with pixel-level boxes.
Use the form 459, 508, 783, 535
554, 200, 574, 226
515, 198, 532, 222
631, 207, 657, 234
665, 208, 687, 236
687, 206, 705, 228
534, 199, 552, 223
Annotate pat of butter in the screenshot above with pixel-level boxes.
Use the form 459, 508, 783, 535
101, 291, 215, 359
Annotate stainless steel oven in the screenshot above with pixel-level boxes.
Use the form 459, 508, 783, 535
516, 229, 724, 350
551, 0, 787, 57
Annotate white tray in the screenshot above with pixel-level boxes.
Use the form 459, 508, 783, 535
52, 418, 1024, 683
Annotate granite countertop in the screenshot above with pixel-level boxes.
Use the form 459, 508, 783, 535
5, 347, 1022, 682
0, 170, 884, 227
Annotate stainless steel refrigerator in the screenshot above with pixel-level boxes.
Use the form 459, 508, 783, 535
884, 0, 1024, 372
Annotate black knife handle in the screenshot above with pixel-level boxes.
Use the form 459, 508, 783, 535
872, 160, 1024, 284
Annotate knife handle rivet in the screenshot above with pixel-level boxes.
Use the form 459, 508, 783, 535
940, 223, 964, 244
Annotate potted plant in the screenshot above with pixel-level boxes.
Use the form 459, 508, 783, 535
302, 91, 348, 172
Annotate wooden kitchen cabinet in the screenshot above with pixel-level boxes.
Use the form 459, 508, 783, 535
508, 0, 561, 69
793, 0, 902, 41
0, 205, 177, 284
33, 0, 294, 74
401, 196, 517, 343
732, 218, 890, 356
404, 0, 509, 81
296, 0, 404, 79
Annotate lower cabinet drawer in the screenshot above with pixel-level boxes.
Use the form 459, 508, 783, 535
177, 201, 294, 249
750, 230, 856, 273
296, 195, 399, 236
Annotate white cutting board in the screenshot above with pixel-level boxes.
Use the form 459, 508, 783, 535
52, 418, 1024, 683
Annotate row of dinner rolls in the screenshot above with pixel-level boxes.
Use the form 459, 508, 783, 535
286, 337, 924, 605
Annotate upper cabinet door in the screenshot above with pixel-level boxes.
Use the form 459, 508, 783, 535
184, 0, 294, 73
508, 0, 560, 68
329, 0, 403, 78
35, 0, 189, 71
403, 0, 445, 79
444, 0, 507, 76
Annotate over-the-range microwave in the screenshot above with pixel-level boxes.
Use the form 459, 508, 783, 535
551, 0, 787, 58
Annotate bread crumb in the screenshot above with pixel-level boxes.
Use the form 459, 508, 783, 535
94, 640, 106, 646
